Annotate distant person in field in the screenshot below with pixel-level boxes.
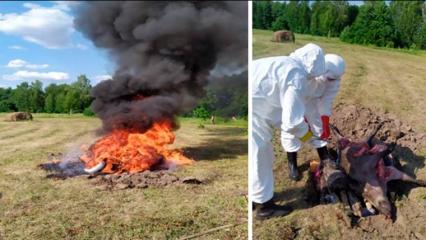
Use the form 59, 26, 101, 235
210, 115, 215, 125
251, 43, 329, 220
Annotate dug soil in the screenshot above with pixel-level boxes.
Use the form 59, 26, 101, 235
39, 154, 204, 190
254, 103, 426, 239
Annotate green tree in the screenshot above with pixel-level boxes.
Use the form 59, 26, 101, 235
0, 88, 16, 112
12, 82, 31, 112
44, 93, 55, 113
72, 75, 92, 112
341, 1, 396, 47
271, 1, 286, 20
262, 1, 273, 29
44, 84, 60, 113
413, 22, 426, 49
347, 5, 359, 26
310, 1, 326, 35
199, 71, 247, 118
253, 1, 273, 29
311, 1, 349, 37
390, 1, 424, 48
298, 1, 311, 34
29, 80, 45, 112
285, 1, 300, 32
271, 2, 289, 31
192, 106, 211, 120
253, 1, 263, 29
55, 89, 67, 113
63, 88, 80, 114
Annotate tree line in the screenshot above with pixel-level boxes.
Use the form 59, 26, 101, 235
253, 0, 426, 49
0, 74, 248, 119
0, 75, 93, 115
190, 71, 248, 120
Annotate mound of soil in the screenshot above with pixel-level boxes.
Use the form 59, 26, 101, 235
92, 171, 203, 190
39, 152, 203, 189
329, 103, 426, 152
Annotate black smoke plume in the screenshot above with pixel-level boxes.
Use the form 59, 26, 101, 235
74, 1, 247, 132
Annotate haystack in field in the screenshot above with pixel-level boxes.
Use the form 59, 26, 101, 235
273, 30, 295, 43
5, 112, 33, 121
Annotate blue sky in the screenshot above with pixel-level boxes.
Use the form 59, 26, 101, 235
0, 1, 114, 89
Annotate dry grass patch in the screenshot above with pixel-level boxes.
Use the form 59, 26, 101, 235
0, 116, 247, 239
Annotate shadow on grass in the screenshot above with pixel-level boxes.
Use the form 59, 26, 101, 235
271, 161, 314, 211
182, 127, 247, 161
388, 145, 426, 197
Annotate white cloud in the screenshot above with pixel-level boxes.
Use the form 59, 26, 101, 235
23, 3, 41, 9
6, 59, 26, 68
3, 70, 69, 81
93, 74, 112, 81
0, 3, 74, 49
51, 1, 81, 11
75, 43, 88, 50
8, 45, 26, 50
6, 59, 49, 69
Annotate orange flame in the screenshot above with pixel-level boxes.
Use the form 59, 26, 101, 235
80, 120, 193, 173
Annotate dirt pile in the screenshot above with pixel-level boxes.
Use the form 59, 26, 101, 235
92, 171, 203, 190
329, 103, 426, 152
39, 152, 204, 189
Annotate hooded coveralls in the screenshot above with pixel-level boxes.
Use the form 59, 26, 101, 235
251, 43, 326, 204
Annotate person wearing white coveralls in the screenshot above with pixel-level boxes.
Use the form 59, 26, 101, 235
251, 43, 346, 220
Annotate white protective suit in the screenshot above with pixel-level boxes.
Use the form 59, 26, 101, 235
251, 43, 326, 203
282, 54, 345, 151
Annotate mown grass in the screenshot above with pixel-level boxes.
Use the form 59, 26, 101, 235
253, 29, 426, 239
0, 116, 248, 239
253, 29, 426, 132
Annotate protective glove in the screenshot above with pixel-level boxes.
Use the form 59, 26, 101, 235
320, 115, 330, 140
299, 129, 314, 142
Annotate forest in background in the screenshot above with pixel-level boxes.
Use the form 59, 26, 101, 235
253, 0, 426, 49
0, 71, 248, 119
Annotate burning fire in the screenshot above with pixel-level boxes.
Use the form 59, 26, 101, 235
80, 120, 193, 173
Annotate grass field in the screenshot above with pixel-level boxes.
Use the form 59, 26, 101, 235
0, 114, 248, 239
254, 29, 426, 132
253, 29, 426, 239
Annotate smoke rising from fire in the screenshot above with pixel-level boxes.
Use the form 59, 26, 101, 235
74, 1, 247, 132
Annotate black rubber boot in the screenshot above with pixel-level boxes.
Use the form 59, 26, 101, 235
317, 146, 339, 168
254, 199, 293, 220
316, 146, 330, 161
287, 152, 300, 181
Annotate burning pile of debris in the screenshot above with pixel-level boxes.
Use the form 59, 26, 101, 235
80, 120, 193, 174
39, 1, 247, 186
72, 1, 247, 175
307, 104, 426, 220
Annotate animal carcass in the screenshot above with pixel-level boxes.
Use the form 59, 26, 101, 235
328, 123, 426, 218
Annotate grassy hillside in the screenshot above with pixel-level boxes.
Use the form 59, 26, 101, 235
253, 29, 426, 132
0, 114, 248, 239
